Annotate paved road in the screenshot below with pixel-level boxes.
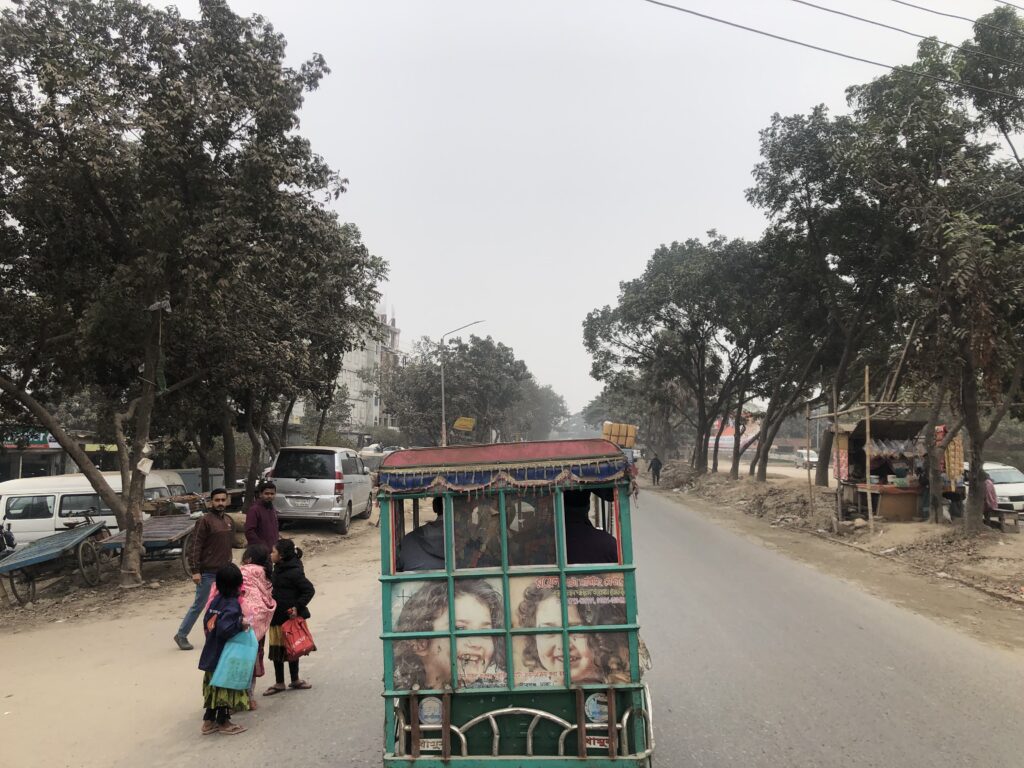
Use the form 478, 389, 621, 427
635, 490, 1024, 767
136, 490, 1024, 767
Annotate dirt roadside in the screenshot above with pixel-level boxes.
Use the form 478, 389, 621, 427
1, 516, 382, 768
650, 478, 1024, 653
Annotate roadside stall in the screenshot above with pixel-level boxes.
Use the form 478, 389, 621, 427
833, 419, 927, 521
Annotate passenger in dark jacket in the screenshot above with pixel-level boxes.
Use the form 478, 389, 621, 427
398, 496, 446, 571
562, 490, 619, 564
264, 538, 316, 695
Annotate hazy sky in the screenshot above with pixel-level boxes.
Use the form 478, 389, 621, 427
168, 0, 1005, 411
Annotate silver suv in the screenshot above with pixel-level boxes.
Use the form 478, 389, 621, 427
268, 446, 372, 534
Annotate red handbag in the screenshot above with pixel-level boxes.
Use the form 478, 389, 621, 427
282, 615, 317, 661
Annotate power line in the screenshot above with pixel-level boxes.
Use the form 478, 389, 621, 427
888, 0, 1024, 45
638, 0, 1024, 101
791, 0, 1024, 69
995, 0, 1024, 12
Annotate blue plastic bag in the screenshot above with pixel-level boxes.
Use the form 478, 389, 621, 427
210, 628, 258, 690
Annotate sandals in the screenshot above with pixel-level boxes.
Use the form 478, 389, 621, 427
218, 722, 247, 735
289, 680, 312, 690
201, 722, 218, 735
262, 684, 286, 696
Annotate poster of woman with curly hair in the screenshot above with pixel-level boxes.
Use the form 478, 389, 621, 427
391, 579, 507, 690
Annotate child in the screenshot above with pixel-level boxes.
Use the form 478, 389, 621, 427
198, 563, 250, 735
264, 538, 316, 695
203, 545, 276, 710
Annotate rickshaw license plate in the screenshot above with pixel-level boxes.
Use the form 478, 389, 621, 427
419, 738, 442, 752
289, 497, 315, 508
586, 736, 610, 750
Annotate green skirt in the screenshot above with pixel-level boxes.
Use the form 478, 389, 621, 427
202, 671, 250, 711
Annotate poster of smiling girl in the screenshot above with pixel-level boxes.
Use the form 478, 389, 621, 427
510, 573, 630, 687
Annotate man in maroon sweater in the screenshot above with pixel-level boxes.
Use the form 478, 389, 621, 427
174, 488, 233, 650
245, 481, 280, 552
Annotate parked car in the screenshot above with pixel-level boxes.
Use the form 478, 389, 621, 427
0, 471, 180, 546
794, 449, 818, 469
266, 446, 372, 534
980, 462, 1024, 515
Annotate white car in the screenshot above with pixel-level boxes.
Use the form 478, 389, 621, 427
794, 449, 818, 469
983, 462, 1024, 515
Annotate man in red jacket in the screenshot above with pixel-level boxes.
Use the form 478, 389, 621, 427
245, 481, 280, 552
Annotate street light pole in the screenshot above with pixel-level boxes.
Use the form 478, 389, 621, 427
439, 320, 485, 447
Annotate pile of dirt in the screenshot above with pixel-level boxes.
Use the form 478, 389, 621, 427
664, 470, 1024, 603
680, 473, 837, 531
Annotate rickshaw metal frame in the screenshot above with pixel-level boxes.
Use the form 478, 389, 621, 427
378, 441, 651, 766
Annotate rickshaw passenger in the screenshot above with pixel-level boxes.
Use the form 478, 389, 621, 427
397, 497, 445, 571
563, 490, 618, 564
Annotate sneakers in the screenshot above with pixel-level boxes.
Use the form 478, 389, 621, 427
174, 634, 194, 651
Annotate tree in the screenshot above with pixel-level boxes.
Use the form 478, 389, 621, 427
0, 0, 385, 582
380, 336, 564, 445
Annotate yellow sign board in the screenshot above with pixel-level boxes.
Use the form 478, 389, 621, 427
452, 417, 476, 432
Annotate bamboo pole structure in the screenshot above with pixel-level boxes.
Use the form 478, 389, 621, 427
864, 366, 875, 535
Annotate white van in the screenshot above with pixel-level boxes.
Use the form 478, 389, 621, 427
0, 471, 182, 545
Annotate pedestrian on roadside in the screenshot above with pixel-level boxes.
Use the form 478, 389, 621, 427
263, 538, 316, 695
982, 470, 1001, 520
245, 481, 280, 552
175, 488, 234, 651
198, 563, 250, 735
648, 454, 663, 487
203, 544, 276, 710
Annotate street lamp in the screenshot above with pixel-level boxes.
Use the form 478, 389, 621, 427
439, 320, 485, 447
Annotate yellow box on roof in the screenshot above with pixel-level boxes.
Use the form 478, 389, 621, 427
602, 421, 637, 448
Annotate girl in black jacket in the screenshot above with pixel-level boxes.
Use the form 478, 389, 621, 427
263, 538, 316, 695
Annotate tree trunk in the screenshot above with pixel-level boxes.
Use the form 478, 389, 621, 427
315, 398, 331, 445
756, 416, 787, 483
243, 403, 266, 509
222, 397, 237, 489
711, 415, 727, 473
121, 328, 160, 586
196, 424, 213, 492
0, 375, 126, 524
280, 395, 297, 448
814, 429, 834, 487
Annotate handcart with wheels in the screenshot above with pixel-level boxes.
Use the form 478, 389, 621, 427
0, 521, 107, 605
101, 515, 196, 576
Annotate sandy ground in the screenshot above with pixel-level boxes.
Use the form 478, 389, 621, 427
1, 513, 383, 768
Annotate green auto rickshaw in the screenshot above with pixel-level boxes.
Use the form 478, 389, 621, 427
377, 438, 654, 766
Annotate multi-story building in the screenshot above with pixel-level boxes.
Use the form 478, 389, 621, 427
339, 312, 401, 430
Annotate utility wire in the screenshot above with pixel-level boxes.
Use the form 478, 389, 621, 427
995, 0, 1024, 12
638, 0, 1024, 101
888, 0, 1024, 45
791, 0, 1024, 68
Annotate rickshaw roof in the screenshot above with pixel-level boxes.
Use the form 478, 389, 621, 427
377, 439, 630, 495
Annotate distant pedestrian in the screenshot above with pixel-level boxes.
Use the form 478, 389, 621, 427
649, 455, 663, 486
245, 481, 280, 552
176, 488, 234, 651
198, 563, 250, 735
263, 538, 316, 695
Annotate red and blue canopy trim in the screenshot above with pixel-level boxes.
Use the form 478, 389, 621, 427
377, 439, 630, 495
